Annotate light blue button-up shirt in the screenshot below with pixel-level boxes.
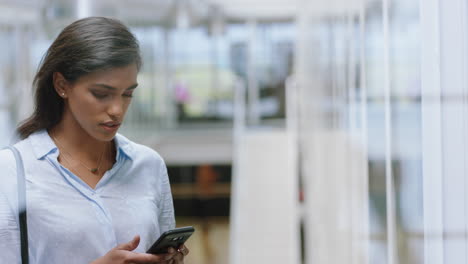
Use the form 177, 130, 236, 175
0, 129, 175, 264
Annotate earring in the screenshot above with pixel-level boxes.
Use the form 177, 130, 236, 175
62, 93, 65, 96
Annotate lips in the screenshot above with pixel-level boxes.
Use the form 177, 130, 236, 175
100, 122, 121, 132
102, 122, 121, 127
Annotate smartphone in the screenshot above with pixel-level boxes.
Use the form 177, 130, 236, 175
146, 226, 195, 254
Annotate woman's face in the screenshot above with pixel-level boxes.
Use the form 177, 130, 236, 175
61, 63, 138, 141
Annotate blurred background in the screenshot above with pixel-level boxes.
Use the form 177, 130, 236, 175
0, 0, 467, 264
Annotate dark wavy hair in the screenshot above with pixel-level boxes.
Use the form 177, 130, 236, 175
17, 17, 142, 139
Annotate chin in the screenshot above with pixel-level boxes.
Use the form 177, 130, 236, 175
92, 130, 116, 142
101, 133, 117, 141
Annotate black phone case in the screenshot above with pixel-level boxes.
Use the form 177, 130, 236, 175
146, 226, 195, 254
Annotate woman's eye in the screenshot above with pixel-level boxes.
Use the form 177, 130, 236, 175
92, 92, 108, 99
123, 93, 134, 98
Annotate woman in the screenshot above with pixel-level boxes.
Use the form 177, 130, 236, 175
0, 17, 189, 264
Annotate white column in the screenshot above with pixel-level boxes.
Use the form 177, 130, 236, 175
230, 76, 300, 264
358, 0, 370, 263
286, 75, 301, 264
163, 29, 177, 129
246, 19, 260, 126
77, 0, 91, 19
229, 77, 246, 264
381, 0, 397, 263
439, 0, 468, 262
13, 25, 33, 122
420, 0, 444, 262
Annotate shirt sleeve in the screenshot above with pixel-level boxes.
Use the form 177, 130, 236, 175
0, 149, 20, 263
157, 162, 176, 233
0, 189, 20, 263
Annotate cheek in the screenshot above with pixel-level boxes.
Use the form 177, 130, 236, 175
68, 95, 103, 123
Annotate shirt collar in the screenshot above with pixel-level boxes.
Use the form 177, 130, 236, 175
113, 133, 134, 160
30, 129, 134, 160
29, 130, 57, 159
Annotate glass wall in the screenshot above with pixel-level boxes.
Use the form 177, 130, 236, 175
297, 0, 468, 264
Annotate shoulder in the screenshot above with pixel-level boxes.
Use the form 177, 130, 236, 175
7, 130, 46, 161
115, 133, 166, 168
0, 130, 33, 171
0, 148, 16, 173
0, 136, 32, 183
133, 141, 166, 166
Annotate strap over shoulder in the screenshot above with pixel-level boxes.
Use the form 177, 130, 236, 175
5, 146, 29, 264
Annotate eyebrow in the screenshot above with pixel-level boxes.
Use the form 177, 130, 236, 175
92, 83, 138, 91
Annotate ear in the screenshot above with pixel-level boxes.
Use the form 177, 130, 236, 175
52, 72, 69, 99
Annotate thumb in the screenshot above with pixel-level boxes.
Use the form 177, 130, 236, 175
116, 235, 140, 251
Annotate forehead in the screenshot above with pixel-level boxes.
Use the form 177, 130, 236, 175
75, 64, 138, 88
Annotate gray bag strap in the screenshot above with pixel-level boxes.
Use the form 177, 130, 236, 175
6, 146, 29, 264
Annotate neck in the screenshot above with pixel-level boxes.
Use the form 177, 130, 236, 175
49, 110, 112, 162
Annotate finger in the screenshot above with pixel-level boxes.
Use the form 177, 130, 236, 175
172, 251, 184, 263
166, 259, 176, 264
125, 251, 174, 264
116, 235, 140, 251
177, 244, 189, 256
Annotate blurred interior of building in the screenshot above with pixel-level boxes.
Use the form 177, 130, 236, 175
0, 0, 467, 264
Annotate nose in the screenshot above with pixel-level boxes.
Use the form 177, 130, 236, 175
107, 96, 124, 119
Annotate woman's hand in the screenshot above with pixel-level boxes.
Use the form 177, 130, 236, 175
90, 235, 177, 264
166, 244, 190, 264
